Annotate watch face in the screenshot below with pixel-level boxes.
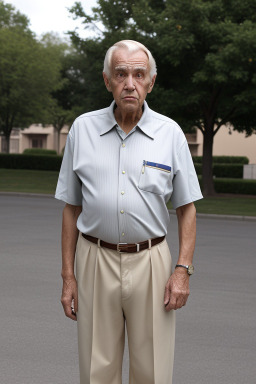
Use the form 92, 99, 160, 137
188, 265, 194, 275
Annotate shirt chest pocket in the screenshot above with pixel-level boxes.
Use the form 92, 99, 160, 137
138, 160, 172, 195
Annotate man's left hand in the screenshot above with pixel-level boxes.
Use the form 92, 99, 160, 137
164, 268, 190, 311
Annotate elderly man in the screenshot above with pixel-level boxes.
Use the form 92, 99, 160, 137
55, 40, 203, 384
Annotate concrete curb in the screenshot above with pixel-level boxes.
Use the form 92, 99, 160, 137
1, 191, 256, 221
0, 191, 55, 199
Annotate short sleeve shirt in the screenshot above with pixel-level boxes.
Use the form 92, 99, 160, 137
55, 101, 203, 243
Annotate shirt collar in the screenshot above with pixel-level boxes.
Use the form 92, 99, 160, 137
99, 100, 118, 136
136, 101, 154, 140
100, 100, 155, 140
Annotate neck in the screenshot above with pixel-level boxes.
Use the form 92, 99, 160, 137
114, 107, 143, 134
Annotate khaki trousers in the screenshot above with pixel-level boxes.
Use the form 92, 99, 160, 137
76, 234, 176, 384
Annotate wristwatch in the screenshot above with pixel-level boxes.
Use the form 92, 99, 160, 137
175, 264, 194, 275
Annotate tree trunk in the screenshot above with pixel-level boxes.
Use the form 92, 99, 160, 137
5, 134, 10, 154
57, 129, 60, 154
202, 123, 215, 196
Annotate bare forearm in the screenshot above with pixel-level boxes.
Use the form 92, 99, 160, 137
60, 204, 81, 321
164, 202, 196, 311
61, 203, 82, 279
176, 202, 196, 265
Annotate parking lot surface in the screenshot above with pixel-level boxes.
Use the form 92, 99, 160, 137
0, 195, 255, 384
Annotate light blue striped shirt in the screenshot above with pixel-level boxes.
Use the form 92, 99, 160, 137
55, 101, 203, 243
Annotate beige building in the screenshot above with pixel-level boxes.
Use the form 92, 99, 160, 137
187, 125, 256, 164
0, 124, 69, 155
1, 123, 255, 164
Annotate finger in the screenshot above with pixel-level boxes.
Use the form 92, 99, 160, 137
61, 298, 77, 321
66, 305, 77, 321
71, 298, 78, 319
165, 302, 177, 311
71, 299, 76, 315
183, 296, 188, 306
164, 285, 170, 306
165, 295, 178, 311
73, 294, 78, 313
176, 296, 185, 309
69, 308, 77, 321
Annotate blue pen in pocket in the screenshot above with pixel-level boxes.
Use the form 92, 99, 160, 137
142, 160, 171, 173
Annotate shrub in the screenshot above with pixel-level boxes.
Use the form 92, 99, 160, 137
213, 164, 243, 178
23, 148, 57, 155
214, 178, 256, 195
194, 163, 243, 178
198, 177, 256, 195
0, 154, 62, 171
192, 156, 249, 165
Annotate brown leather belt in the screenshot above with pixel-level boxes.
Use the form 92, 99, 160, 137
82, 234, 165, 253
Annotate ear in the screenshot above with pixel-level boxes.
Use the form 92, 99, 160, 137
103, 72, 112, 92
147, 74, 156, 94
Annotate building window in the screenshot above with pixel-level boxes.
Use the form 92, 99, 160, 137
31, 138, 43, 148
1, 137, 8, 153
28, 134, 46, 149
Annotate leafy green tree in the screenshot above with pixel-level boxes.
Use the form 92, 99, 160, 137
0, 0, 30, 30
0, 2, 62, 153
132, 0, 256, 195
46, 98, 73, 154
68, 0, 256, 195
39, 33, 75, 153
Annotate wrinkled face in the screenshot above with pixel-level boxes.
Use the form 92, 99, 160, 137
103, 48, 156, 115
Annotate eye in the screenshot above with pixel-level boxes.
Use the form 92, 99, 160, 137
136, 72, 144, 79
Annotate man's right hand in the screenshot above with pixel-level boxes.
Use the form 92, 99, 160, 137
61, 276, 78, 321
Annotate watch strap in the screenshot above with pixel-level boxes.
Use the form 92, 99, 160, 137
175, 264, 189, 269
175, 264, 194, 275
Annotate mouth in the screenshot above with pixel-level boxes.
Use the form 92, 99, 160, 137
122, 96, 137, 101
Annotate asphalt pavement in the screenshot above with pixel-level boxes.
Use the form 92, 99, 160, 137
0, 195, 255, 384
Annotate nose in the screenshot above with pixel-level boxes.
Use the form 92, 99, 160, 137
124, 74, 135, 91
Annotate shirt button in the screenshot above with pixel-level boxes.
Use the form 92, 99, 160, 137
120, 210, 124, 214
121, 191, 125, 195
122, 170, 126, 174
122, 143, 125, 147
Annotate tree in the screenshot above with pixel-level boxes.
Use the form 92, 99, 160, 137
0, 0, 30, 30
40, 33, 74, 154
0, 2, 62, 153
68, 0, 256, 195
46, 98, 73, 154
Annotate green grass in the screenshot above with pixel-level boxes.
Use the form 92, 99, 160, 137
194, 196, 256, 216
0, 169, 59, 194
1, 169, 256, 216
167, 196, 256, 217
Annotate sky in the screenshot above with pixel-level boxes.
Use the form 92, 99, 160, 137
6, 0, 98, 38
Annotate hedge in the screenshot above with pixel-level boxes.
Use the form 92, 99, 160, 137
0, 154, 62, 171
0, 155, 247, 179
213, 178, 256, 195
193, 156, 249, 165
197, 176, 256, 195
23, 148, 57, 155
194, 163, 243, 178
1, 154, 255, 195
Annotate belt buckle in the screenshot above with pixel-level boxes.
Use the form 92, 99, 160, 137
117, 242, 128, 253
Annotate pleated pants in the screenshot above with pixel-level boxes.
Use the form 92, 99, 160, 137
76, 233, 176, 384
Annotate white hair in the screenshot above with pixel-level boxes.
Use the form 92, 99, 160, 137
103, 40, 157, 79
